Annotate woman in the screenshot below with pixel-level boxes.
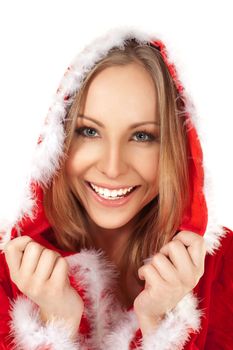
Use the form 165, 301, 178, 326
0, 26, 232, 349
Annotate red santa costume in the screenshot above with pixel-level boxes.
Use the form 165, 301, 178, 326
0, 26, 232, 350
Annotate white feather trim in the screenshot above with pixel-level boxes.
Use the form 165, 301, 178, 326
66, 250, 203, 349
66, 248, 126, 348
8, 295, 83, 350
140, 292, 202, 350
100, 292, 202, 350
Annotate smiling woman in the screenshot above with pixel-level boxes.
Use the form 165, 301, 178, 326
43, 44, 191, 302
0, 27, 232, 350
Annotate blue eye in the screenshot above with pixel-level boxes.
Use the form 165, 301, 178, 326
76, 127, 97, 138
75, 126, 159, 143
133, 131, 156, 142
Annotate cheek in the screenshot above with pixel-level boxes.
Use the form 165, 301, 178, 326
65, 144, 97, 176
133, 149, 160, 184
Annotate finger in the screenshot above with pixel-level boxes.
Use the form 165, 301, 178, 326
138, 263, 166, 287
172, 231, 207, 268
4, 236, 33, 278
34, 249, 61, 281
20, 241, 46, 276
160, 240, 194, 281
49, 256, 69, 287
151, 252, 179, 284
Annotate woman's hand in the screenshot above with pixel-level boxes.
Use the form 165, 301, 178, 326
4, 235, 84, 340
134, 231, 207, 335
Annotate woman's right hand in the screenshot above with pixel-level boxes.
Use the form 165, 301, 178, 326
4, 235, 84, 339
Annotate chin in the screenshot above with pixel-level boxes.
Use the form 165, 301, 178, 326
88, 214, 135, 231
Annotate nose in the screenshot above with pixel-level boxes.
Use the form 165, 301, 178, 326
97, 142, 128, 179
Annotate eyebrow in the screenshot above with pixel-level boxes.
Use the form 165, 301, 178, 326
77, 114, 160, 128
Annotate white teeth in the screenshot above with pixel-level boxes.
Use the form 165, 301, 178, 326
90, 183, 134, 198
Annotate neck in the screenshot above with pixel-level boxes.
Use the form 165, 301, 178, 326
85, 219, 135, 267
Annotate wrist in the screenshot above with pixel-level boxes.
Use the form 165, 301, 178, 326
39, 307, 82, 329
136, 314, 165, 337
39, 308, 82, 341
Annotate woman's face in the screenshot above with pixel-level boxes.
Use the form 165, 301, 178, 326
65, 62, 160, 230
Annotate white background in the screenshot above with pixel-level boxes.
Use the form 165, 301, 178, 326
0, 0, 232, 229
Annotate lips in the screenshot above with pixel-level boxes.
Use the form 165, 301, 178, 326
84, 180, 140, 207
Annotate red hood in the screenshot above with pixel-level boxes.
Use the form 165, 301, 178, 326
0, 26, 225, 255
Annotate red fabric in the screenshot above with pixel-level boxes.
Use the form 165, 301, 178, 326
129, 227, 233, 349
1, 225, 233, 348
150, 40, 208, 237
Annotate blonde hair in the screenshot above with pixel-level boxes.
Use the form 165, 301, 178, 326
42, 39, 191, 287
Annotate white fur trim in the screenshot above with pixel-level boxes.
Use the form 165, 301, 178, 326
8, 295, 83, 350
66, 248, 128, 348
101, 310, 139, 349
5, 247, 204, 349
0, 24, 229, 254
140, 292, 202, 349
100, 292, 202, 350
182, 91, 228, 254
65, 250, 203, 349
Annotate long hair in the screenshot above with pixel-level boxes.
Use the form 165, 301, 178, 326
42, 38, 191, 287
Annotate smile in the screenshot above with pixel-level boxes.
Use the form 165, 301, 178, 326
85, 181, 140, 207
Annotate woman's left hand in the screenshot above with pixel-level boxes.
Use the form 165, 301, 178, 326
134, 231, 207, 332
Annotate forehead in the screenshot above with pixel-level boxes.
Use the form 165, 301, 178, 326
81, 63, 158, 124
